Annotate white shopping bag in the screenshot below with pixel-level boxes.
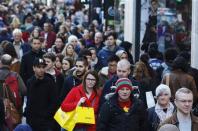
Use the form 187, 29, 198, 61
146, 91, 155, 108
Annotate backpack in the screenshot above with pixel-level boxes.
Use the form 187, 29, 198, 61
4, 72, 22, 109
0, 80, 21, 130
0, 72, 22, 129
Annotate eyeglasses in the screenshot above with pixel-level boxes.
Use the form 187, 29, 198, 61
176, 99, 193, 104
86, 78, 96, 82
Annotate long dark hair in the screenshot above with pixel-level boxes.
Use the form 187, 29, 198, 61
3, 42, 18, 59
82, 70, 99, 94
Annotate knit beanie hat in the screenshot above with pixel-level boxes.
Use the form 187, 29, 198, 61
155, 84, 171, 97
115, 78, 133, 92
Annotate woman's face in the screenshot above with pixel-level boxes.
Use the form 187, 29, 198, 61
59, 26, 66, 33
118, 87, 131, 101
157, 93, 170, 106
62, 59, 70, 71
85, 74, 96, 90
70, 39, 78, 47
55, 57, 62, 69
66, 45, 74, 56
55, 38, 64, 49
120, 53, 128, 60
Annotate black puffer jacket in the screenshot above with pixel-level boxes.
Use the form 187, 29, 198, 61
97, 94, 148, 131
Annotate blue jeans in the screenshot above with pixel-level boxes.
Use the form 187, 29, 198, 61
61, 128, 66, 131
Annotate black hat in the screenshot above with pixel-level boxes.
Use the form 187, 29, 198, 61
33, 58, 46, 67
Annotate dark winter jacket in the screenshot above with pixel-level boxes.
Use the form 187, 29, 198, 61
20, 50, 45, 85
59, 70, 82, 104
147, 107, 160, 131
97, 94, 148, 131
25, 74, 57, 131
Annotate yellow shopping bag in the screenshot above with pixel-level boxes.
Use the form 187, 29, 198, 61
54, 108, 76, 131
75, 106, 95, 124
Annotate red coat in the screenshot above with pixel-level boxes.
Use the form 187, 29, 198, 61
61, 84, 101, 131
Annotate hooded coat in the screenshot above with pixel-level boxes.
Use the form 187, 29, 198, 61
97, 94, 148, 131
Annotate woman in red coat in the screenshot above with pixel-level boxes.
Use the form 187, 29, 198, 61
61, 70, 101, 131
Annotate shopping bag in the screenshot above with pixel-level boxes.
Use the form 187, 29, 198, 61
54, 108, 76, 131
146, 91, 155, 108
75, 106, 95, 124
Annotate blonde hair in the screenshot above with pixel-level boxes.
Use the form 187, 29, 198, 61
62, 43, 78, 61
11, 16, 21, 28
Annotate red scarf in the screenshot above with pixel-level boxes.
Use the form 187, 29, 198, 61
118, 99, 132, 112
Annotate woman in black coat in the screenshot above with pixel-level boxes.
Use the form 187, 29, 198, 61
97, 78, 148, 131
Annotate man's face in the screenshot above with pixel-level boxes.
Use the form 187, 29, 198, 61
94, 33, 103, 44
44, 58, 54, 71
44, 23, 50, 32
117, 65, 130, 78
108, 61, 117, 74
75, 61, 87, 77
33, 65, 45, 79
14, 33, 22, 42
118, 87, 131, 101
175, 93, 193, 115
31, 39, 42, 51
90, 49, 97, 60
106, 36, 115, 47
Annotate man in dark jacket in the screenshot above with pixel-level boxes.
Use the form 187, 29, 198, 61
20, 37, 45, 85
59, 57, 89, 103
97, 32, 123, 68
25, 58, 57, 131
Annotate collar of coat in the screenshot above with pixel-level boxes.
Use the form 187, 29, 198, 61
167, 111, 198, 126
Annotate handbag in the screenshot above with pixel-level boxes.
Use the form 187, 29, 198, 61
2, 82, 21, 129
54, 107, 76, 131
75, 106, 95, 124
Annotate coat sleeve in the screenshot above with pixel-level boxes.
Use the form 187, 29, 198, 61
17, 73, 27, 96
61, 88, 79, 112
139, 101, 149, 131
59, 77, 74, 103
0, 98, 5, 127
47, 80, 58, 117
96, 102, 111, 131
19, 56, 27, 85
